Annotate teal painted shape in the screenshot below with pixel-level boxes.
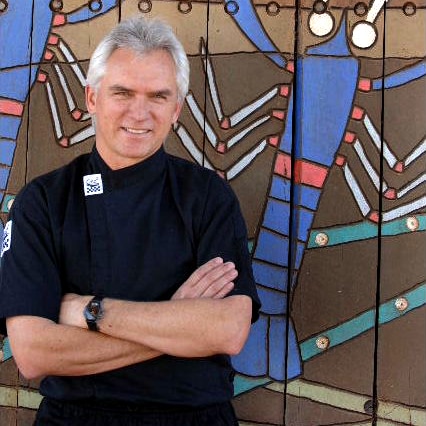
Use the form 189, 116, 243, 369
233, 374, 272, 396
379, 284, 426, 324
300, 284, 426, 361
2, 337, 12, 361
308, 214, 426, 248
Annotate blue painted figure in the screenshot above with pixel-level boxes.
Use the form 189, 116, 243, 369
229, 0, 359, 382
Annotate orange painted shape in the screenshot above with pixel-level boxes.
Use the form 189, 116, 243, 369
48, 35, 59, 46
280, 85, 289, 97
217, 142, 226, 153
351, 106, 365, 120
286, 61, 294, 73
44, 49, 54, 61
53, 14, 66, 27
369, 211, 380, 223
268, 135, 280, 147
274, 153, 328, 188
220, 117, 230, 130
272, 110, 286, 121
344, 131, 356, 144
335, 155, 347, 167
294, 159, 328, 188
59, 137, 69, 147
384, 188, 397, 200
37, 72, 48, 83
274, 152, 292, 179
72, 109, 83, 121
394, 161, 404, 173
0, 99, 24, 116
358, 78, 372, 92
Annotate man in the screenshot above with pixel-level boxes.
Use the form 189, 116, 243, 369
0, 16, 260, 425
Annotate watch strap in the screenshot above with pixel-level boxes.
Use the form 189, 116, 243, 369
84, 295, 104, 331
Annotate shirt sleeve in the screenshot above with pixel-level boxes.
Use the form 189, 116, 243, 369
0, 183, 62, 335
196, 173, 261, 322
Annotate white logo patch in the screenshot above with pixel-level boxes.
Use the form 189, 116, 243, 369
83, 174, 104, 196
1, 221, 12, 257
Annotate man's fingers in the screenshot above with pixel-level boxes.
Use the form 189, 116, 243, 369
193, 262, 236, 298
212, 282, 235, 299
184, 257, 223, 287
200, 268, 238, 298
172, 258, 238, 300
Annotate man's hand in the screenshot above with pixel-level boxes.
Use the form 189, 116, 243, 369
172, 257, 237, 300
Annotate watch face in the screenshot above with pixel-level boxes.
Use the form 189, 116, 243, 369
89, 301, 101, 317
85, 298, 104, 323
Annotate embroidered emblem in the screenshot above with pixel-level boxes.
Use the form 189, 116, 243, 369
83, 174, 104, 196
1, 221, 12, 257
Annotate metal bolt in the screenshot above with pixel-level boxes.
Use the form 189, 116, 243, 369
316, 336, 330, 350
395, 297, 409, 312
364, 399, 374, 414
315, 232, 329, 246
406, 216, 419, 231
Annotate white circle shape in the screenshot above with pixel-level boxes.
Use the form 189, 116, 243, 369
351, 21, 377, 49
309, 12, 334, 37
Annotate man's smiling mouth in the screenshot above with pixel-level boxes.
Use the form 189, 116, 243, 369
123, 127, 150, 134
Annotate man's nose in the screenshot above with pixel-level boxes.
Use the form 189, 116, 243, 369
129, 97, 150, 120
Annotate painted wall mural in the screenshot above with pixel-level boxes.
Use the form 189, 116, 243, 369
0, 1, 425, 425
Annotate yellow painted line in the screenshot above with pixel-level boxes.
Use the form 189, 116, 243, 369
18, 389, 43, 409
268, 380, 369, 414
378, 401, 426, 425
0, 385, 17, 407
266, 380, 426, 426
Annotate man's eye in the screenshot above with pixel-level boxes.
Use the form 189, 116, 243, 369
114, 91, 130, 97
154, 93, 167, 100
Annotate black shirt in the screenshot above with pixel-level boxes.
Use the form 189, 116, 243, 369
0, 146, 260, 406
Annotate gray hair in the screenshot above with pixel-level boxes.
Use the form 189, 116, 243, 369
86, 16, 189, 104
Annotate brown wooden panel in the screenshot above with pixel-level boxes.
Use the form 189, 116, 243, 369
0, 1, 425, 425
375, 19, 426, 416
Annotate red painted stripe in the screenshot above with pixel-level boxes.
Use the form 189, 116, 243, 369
274, 152, 292, 178
274, 152, 329, 188
0, 99, 24, 116
48, 35, 59, 45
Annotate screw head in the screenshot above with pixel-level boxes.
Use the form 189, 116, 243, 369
315, 232, 329, 246
395, 297, 409, 312
316, 336, 330, 350
406, 216, 419, 231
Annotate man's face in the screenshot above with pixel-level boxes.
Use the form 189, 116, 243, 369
86, 48, 182, 170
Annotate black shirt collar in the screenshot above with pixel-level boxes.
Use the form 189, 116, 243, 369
89, 146, 167, 190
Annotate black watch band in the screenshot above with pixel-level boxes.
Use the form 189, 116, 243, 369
83, 296, 104, 331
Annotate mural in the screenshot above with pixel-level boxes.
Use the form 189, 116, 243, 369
0, 0, 425, 425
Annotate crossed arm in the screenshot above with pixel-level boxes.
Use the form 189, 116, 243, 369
7, 258, 252, 380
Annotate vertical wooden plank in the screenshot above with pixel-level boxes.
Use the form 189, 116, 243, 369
377, 2, 426, 424
0, 1, 34, 423
214, 1, 296, 424
2, 1, 423, 425
0, 0, 33, 224
289, 1, 391, 424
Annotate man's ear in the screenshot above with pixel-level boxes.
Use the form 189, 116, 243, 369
172, 101, 183, 124
85, 85, 96, 114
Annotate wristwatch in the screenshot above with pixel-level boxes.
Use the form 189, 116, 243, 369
83, 296, 104, 331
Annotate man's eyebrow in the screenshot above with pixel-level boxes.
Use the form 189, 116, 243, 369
151, 89, 173, 97
108, 84, 132, 92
